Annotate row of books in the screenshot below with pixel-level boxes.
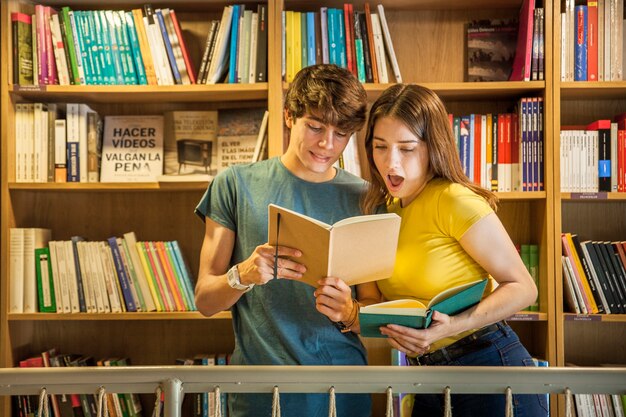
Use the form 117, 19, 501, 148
197, 4, 268, 85
448, 97, 545, 193
561, 0, 626, 82
15, 349, 142, 417
573, 391, 626, 417
561, 232, 626, 315
560, 114, 626, 193
282, 4, 401, 84
11, 4, 200, 86
13, 104, 269, 183
9, 228, 197, 314
174, 354, 231, 417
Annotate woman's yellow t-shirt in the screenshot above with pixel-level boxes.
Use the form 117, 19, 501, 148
377, 178, 495, 351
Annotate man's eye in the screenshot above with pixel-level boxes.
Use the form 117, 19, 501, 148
308, 124, 322, 132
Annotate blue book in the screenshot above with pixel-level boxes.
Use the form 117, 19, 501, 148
73, 11, 94, 85
168, 241, 196, 311
107, 236, 137, 312
114, 11, 137, 85
85, 11, 107, 85
306, 12, 316, 66
98, 10, 126, 85
574, 5, 588, 81
537, 98, 544, 190
124, 11, 146, 84
155, 9, 182, 84
336, 9, 346, 68
469, 114, 476, 183
531, 98, 539, 191
228, 5, 241, 84
327, 8, 338, 65
459, 116, 471, 178
66, 141, 79, 182
521, 99, 529, 191
359, 279, 489, 337
70, 236, 87, 312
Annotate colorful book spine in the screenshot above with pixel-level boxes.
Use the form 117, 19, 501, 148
574, 5, 588, 81
107, 236, 137, 312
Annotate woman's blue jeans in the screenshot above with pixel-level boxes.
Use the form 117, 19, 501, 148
410, 322, 550, 417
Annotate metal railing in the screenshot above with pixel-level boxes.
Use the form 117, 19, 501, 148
1, 366, 625, 417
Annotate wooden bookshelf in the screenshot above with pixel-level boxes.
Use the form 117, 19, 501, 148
0, 0, 578, 416
552, 0, 626, 415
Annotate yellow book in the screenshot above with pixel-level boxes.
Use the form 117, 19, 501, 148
564, 233, 599, 314
135, 241, 164, 312
131, 9, 157, 85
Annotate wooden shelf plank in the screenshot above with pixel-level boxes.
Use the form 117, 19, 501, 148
8, 311, 231, 321
9, 84, 268, 103
563, 313, 626, 323
561, 192, 626, 201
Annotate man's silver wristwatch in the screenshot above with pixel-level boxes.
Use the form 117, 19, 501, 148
227, 264, 254, 292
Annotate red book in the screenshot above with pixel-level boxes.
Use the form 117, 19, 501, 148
511, 112, 520, 191
169, 9, 196, 84
509, 0, 535, 81
473, 114, 482, 186
617, 129, 626, 192
587, 1, 598, 81
343, 4, 355, 75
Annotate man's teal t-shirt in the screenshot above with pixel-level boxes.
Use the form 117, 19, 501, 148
195, 157, 372, 417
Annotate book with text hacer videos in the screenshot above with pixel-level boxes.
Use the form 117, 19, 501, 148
359, 278, 489, 338
267, 204, 401, 288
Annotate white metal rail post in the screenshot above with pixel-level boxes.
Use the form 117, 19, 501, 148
1, 365, 626, 417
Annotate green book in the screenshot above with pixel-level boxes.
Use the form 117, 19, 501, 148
359, 278, 488, 338
35, 247, 56, 313
529, 244, 540, 311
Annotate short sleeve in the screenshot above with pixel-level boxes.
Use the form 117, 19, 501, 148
194, 168, 238, 231
437, 183, 493, 240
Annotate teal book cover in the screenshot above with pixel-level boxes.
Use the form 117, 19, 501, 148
359, 278, 488, 338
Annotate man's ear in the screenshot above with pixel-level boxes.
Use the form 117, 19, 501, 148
284, 109, 293, 129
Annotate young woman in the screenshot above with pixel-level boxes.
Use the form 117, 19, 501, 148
362, 84, 548, 417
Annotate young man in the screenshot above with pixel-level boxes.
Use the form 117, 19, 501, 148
194, 64, 379, 417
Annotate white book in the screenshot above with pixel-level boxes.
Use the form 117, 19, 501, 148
252, 110, 269, 162
87, 241, 111, 313
612, 394, 625, 417
66, 103, 80, 181
123, 232, 156, 312
33, 103, 44, 183
24, 103, 35, 182
206, 6, 233, 84
561, 13, 567, 81
54, 119, 66, 182
78, 104, 96, 183
64, 240, 82, 313
99, 241, 123, 313
248, 12, 258, 84
49, 13, 71, 85
15, 104, 25, 182
23, 228, 52, 313
51, 241, 71, 313
481, 114, 488, 190
562, 256, 581, 314
370, 13, 388, 83
565, 256, 588, 314
238, 9, 253, 83
46, 241, 63, 313
605, 0, 612, 81
9, 228, 25, 313
377, 4, 402, 83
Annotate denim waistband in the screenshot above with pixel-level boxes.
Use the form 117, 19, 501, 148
407, 321, 508, 366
